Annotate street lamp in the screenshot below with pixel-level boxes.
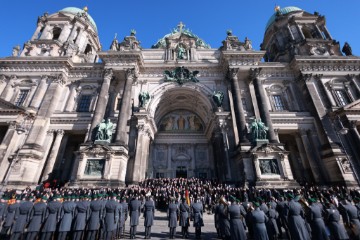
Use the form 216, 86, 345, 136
0, 114, 33, 192
335, 115, 360, 184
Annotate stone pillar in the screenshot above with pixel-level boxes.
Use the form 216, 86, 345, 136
350, 121, 360, 147
323, 83, 337, 107
252, 70, 277, 143
30, 76, 48, 108
253, 155, 261, 180
0, 76, 16, 101
115, 69, 135, 145
294, 134, 312, 182
167, 144, 172, 178
34, 130, 55, 183
298, 128, 323, 183
0, 122, 17, 166
131, 126, 151, 183
40, 25, 52, 40
41, 130, 64, 181
58, 23, 71, 43
296, 24, 305, 40
348, 75, 360, 98
229, 68, 248, 143
74, 28, 85, 45
31, 23, 44, 40
87, 68, 113, 141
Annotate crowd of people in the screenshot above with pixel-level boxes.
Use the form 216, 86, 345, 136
0, 177, 359, 239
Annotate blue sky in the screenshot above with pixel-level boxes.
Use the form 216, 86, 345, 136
0, 0, 359, 57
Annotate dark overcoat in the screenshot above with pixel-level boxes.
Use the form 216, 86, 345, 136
104, 199, 119, 232
3, 202, 20, 228
251, 207, 269, 240
88, 199, 104, 231
41, 200, 62, 232
179, 202, 190, 227
325, 206, 349, 240
0, 202, 7, 222
192, 202, 204, 228
266, 208, 279, 239
12, 200, 33, 233
27, 201, 47, 232
228, 204, 247, 240
129, 199, 141, 226
73, 200, 91, 231
58, 201, 76, 232
218, 203, 230, 237
144, 200, 155, 227
308, 203, 329, 240
168, 203, 178, 228
287, 200, 310, 240
340, 202, 360, 238
120, 201, 128, 226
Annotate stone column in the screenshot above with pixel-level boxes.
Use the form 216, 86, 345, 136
87, 68, 113, 141
347, 75, 360, 98
74, 28, 85, 45
350, 121, 360, 147
31, 23, 44, 40
229, 68, 248, 143
298, 128, 323, 183
167, 144, 172, 178
253, 155, 261, 180
41, 130, 64, 181
115, 69, 135, 145
0, 76, 16, 101
131, 126, 151, 183
251, 69, 277, 143
295, 134, 312, 182
58, 23, 71, 43
40, 25, 52, 40
0, 122, 17, 165
30, 76, 48, 108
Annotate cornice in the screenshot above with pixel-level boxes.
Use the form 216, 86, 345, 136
221, 50, 265, 67
291, 56, 360, 73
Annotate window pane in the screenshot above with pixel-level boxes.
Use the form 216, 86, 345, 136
14, 90, 29, 106
272, 95, 285, 111
77, 95, 92, 112
335, 90, 350, 106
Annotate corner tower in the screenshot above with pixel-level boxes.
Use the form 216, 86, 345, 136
19, 7, 101, 63
261, 6, 342, 62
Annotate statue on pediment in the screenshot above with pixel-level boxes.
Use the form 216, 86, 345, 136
164, 66, 199, 85
177, 44, 187, 60
251, 118, 269, 141
94, 118, 114, 143
139, 91, 150, 108
212, 91, 224, 107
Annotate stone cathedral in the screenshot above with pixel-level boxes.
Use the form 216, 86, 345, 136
0, 6, 360, 189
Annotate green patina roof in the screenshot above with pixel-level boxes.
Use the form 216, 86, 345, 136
152, 27, 210, 49
265, 6, 303, 31
59, 7, 98, 33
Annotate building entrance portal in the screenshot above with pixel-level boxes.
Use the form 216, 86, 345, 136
176, 166, 187, 178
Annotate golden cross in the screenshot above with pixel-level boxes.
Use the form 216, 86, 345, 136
177, 21, 185, 32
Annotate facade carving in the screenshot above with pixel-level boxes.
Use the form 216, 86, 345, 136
0, 6, 359, 188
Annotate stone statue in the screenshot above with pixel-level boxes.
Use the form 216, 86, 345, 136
177, 44, 186, 59
250, 118, 269, 141
212, 91, 224, 107
251, 119, 259, 140
260, 159, 279, 174
110, 34, 119, 51
95, 119, 114, 143
164, 66, 199, 85
139, 91, 150, 108
12, 45, 20, 57
342, 42, 352, 56
95, 119, 107, 140
244, 37, 252, 50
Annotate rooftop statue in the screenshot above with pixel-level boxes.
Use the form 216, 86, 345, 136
342, 42, 352, 56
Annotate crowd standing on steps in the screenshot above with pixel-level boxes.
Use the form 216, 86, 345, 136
0, 177, 359, 239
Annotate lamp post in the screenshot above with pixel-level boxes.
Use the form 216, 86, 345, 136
0, 115, 33, 192
335, 116, 360, 185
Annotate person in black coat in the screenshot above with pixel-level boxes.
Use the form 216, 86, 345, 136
87, 194, 104, 240
168, 198, 178, 239
143, 196, 155, 239
104, 193, 120, 240
192, 198, 204, 240
40, 195, 62, 240
11, 195, 33, 240
275, 196, 289, 239
58, 195, 76, 240
26, 196, 47, 240
0, 196, 20, 239
129, 195, 141, 239
179, 198, 190, 238
218, 201, 230, 240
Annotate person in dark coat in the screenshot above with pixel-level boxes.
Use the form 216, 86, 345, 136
11, 195, 33, 240
0, 196, 8, 234
143, 196, 155, 239
276, 196, 289, 239
168, 198, 178, 239
266, 202, 279, 240
129, 195, 141, 239
58, 195, 77, 240
179, 198, 190, 238
192, 197, 204, 240
104, 193, 120, 240
73, 195, 91, 240
0, 196, 20, 239
325, 203, 349, 240
339, 198, 360, 240
26, 196, 47, 240
218, 201, 231, 240
308, 198, 329, 240
87, 194, 104, 240
287, 196, 310, 240
118, 197, 128, 238
115, 196, 123, 239
214, 201, 221, 238
251, 202, 269, 240
40, 195, 62, 240
227, 199, 246, 240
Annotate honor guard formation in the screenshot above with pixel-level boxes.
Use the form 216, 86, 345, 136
0, 178, 360, 239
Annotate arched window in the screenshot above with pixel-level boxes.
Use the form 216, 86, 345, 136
52, 27, 62, 40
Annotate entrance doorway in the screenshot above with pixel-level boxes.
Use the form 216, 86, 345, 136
176, 166, 187, 178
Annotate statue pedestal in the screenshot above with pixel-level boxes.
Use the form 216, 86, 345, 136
255, 139, 269, 147
94, 140, 110, 145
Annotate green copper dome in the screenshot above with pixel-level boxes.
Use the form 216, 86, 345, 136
59, 7, 97, 33
265, 6, 303, 31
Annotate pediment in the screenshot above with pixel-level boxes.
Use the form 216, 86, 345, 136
343, 99, 360, 111
0, 98, 26, 113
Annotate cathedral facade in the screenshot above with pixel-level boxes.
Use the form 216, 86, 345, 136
0, 6, 359, 188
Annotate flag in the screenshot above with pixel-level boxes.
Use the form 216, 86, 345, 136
185, 186, 190, 205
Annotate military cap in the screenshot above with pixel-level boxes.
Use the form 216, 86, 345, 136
253, 201, 260, 207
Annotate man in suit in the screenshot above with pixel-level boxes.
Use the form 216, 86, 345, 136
192, 197, 204, 239
129, 195, 141, 239
143, 196, 155, 239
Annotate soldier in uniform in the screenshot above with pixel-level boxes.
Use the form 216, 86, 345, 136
192, 197, 204, 240
11, 195, 34, 240
307, 198, 329, 240
324, 201, 349, 240
179, 198, 190, 238
119, 197, 128, 238
87, 194, 104, 240
266, 201, 279, 240
58, 195, 77, 240
129, 195, 141, 239
104, 193, 120, 240
168, 198, 178, 239
287, 195, 310, 240
0, 195, 20, 239
228, 198, 246, 240
339, 196, 360, 240
73, 195, 91, 240
0, 195, 8, 234
40, 195, 62, 240
218, 199, 230, 239
115, 196, 123, 239
251, 201, 269, 240
26, 195, 47, 240
275, 195, 289, 239
143, 195, 155, 239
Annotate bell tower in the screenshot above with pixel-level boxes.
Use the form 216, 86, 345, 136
20, 7, 101, 63
261, 6, 342, 62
